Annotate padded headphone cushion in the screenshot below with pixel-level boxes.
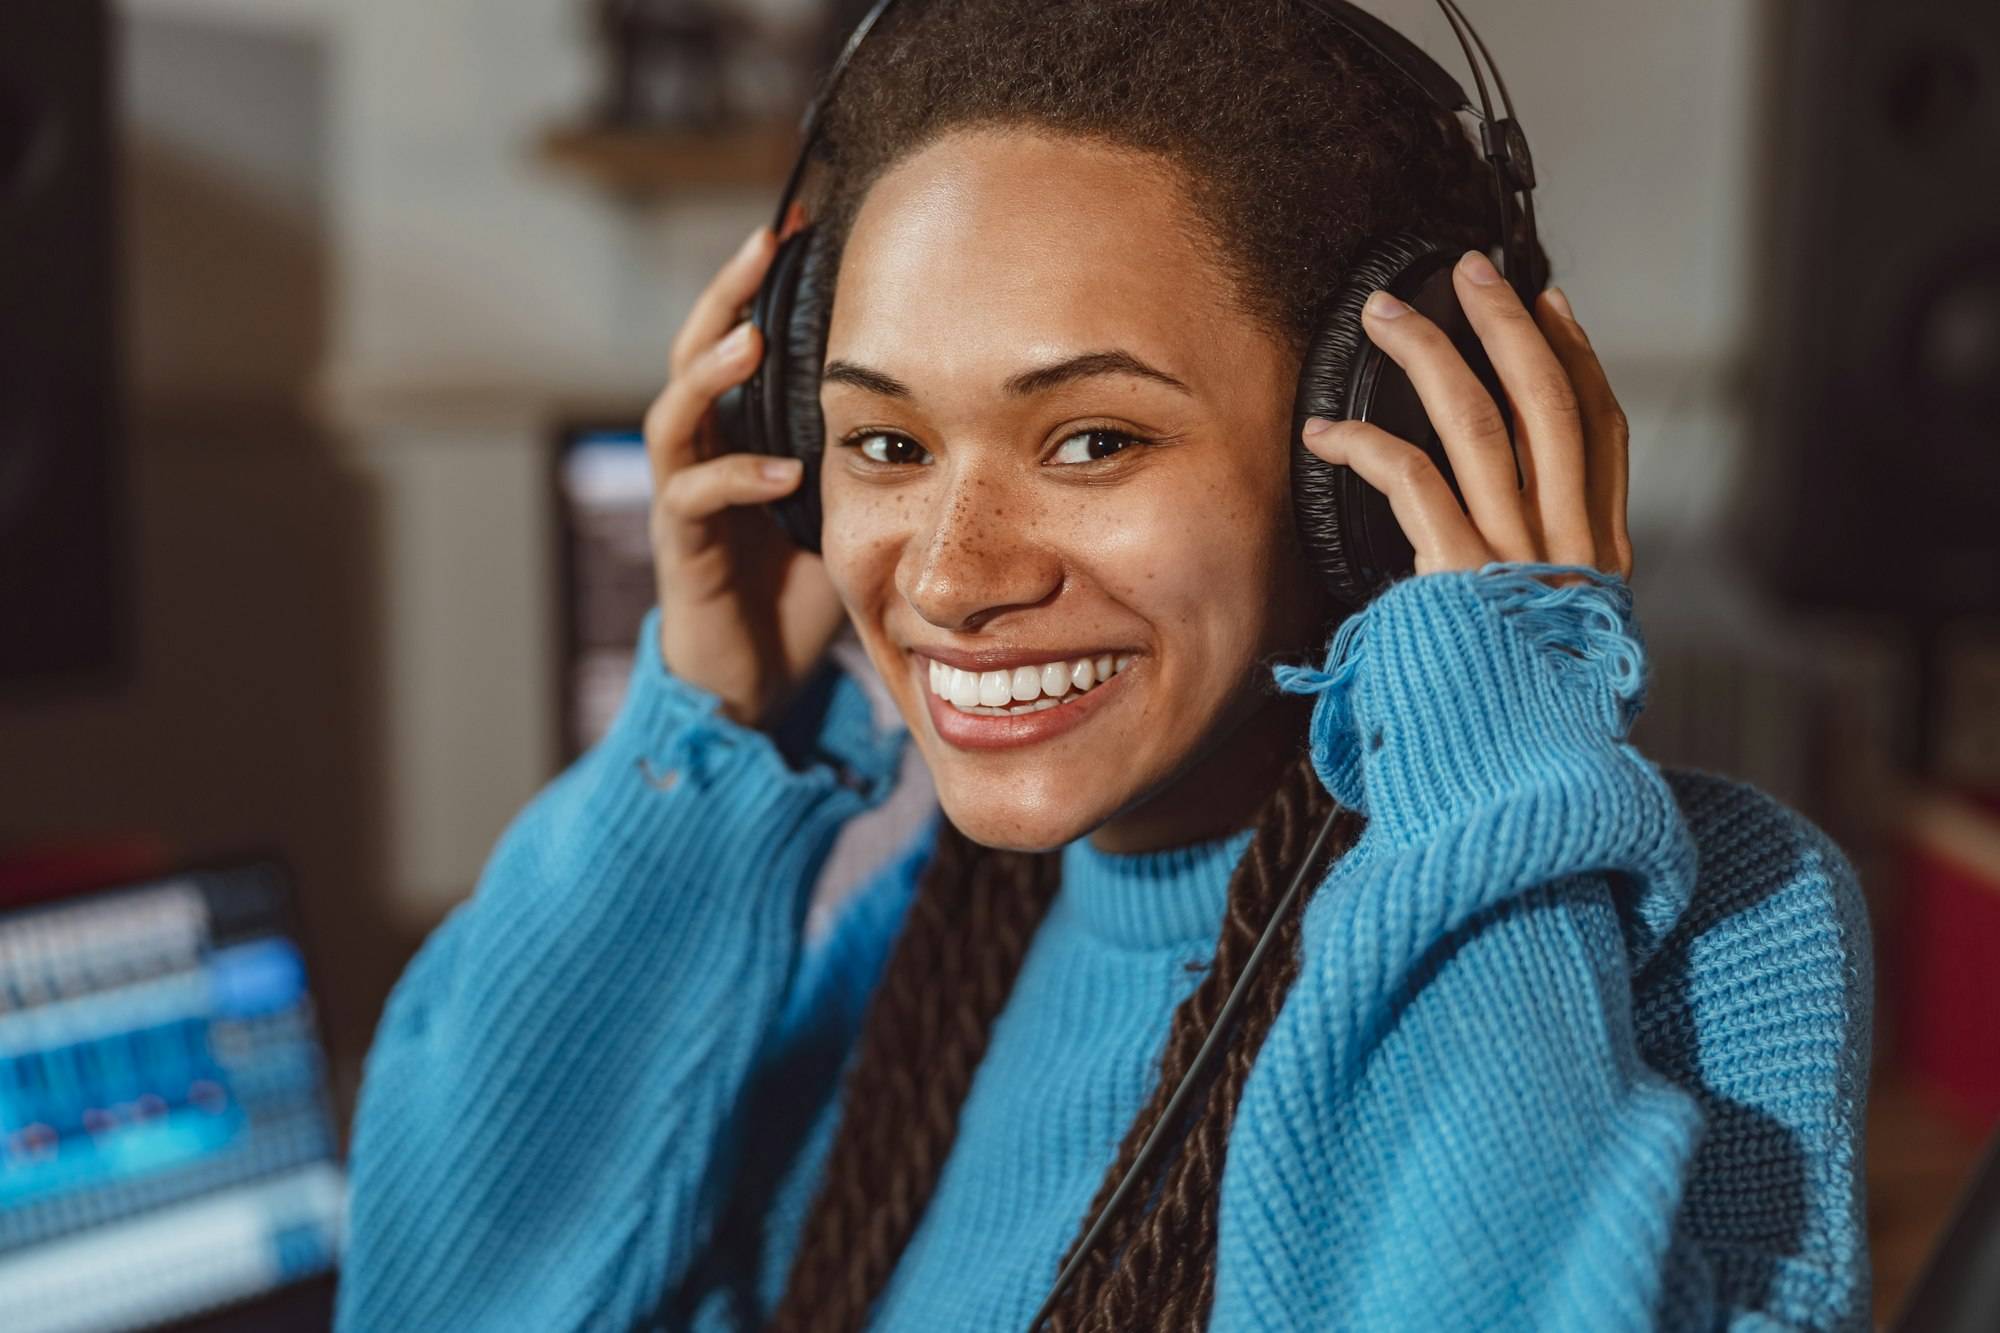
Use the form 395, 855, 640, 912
1291, 232, 1449, 608
732, 226, 828, 552
781, 229, 834, 545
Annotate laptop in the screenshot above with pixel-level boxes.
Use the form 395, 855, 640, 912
0, 859, 345, 1332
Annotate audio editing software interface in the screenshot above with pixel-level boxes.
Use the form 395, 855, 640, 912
0, 864, 346, 1332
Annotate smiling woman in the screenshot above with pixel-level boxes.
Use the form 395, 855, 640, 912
819, 130, 1316, 853
332, 2, 1874, 1331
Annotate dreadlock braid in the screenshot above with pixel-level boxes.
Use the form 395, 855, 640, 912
767, 822, 1062, 1332
1040, 750, 1360, 1331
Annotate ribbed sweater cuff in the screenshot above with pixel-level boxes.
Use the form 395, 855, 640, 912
520, 611, 912, 970
619, 608, 907, 805
1275, 563, 1649, 848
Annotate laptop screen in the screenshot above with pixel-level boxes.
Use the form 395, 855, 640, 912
0, 861, 345, 1332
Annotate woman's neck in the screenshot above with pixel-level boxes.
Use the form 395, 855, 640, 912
1087, 690, 1314, 854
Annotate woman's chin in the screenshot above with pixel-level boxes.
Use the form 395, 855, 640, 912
927, 768, 1124, 853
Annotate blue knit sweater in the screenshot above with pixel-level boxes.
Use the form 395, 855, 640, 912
334, 566, 1874, 1331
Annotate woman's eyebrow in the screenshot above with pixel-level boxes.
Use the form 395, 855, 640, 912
1003, 350, 1192, 397
819, 350, 1192, 399
822, 360, 913, 398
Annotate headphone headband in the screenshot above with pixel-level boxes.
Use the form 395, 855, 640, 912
776, 0, 1541, 292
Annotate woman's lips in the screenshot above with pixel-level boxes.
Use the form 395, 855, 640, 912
917, 655, 1135, 751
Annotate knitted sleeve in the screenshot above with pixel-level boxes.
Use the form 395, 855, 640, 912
1221, 565, 1871, 1330
333, 610, 907, 1333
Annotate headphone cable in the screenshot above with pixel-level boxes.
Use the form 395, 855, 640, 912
1026, 799, 1351, 1330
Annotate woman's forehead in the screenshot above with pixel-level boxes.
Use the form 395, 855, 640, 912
825, 128, 1259, 389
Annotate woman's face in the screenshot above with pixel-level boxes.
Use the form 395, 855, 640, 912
819, 128, 1319, 852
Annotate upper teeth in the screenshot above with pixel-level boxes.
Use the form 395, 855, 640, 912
926, 652, 1136, 715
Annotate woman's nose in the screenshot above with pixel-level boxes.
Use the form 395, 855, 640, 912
897, 464, 1064, 633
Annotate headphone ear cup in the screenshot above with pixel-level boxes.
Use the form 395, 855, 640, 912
1293, 234, 1518, 609
777, 229, 833, 553
712, 226, 825, 552
1292, 233, 1444, 609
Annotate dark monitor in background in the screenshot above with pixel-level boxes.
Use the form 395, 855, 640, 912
0, 0, 124, 686
0, 861, 345, 1332
555, 426, 656, 759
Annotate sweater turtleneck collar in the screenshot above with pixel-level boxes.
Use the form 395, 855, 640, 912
1053, 826, 1256, 951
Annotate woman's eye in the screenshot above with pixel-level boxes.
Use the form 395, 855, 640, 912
1050, 429, 1140, 465
850, 432, 932, 466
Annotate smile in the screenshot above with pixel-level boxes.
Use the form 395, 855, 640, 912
924, 652, 1137, 715
910, 647, 1141, 752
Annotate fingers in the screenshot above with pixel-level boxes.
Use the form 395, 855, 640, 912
1447, 251, 1594, 566
1300, 418, 1495, 574
1358, 288, 1537, 563
669, 226, 778, 379
655, 453, 804, 560
645, 319, 763, 487
1534, 288, 1634, 578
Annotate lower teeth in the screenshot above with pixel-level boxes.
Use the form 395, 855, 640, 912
958, 696, 1067, 717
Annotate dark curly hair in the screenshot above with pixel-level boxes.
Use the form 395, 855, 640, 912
761, 2, 1521, 1328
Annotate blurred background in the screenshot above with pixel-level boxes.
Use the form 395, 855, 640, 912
1, 0, 1996, 1329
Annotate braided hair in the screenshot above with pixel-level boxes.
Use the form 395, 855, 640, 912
765, 1, 1517, 1326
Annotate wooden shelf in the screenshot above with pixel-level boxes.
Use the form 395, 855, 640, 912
536, 122, 799, 198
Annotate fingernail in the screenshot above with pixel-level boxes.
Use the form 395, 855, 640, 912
760, 457, 803, 483
1362, 290, 1410, 320
720, 322, 755, 358
1459, 250, 1504, 286
1546, 286, 1576, 320
737, 226, 768, 259
1301, 416, 1337, 438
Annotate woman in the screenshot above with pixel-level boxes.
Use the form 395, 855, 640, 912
335, 1, 1873, 1329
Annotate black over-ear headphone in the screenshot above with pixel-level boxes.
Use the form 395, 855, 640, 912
710, 3, 1546, 1324
716, 0, 1544, 611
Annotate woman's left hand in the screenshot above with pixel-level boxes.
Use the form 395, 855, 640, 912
1299, 250, 1633, 584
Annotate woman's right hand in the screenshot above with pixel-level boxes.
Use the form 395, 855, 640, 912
646, 224, 849, 729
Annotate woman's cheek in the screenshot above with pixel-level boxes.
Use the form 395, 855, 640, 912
818, 478, 904, 617
1090, 467, 1271, 631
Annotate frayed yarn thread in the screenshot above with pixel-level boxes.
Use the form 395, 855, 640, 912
1273, 563, 1648, 751
1273, 603, 1369, 724
1477, 562, 1647, 736
1273, 605, 1374, 810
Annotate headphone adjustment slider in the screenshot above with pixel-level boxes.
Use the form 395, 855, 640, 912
1481, 118, 1536, 192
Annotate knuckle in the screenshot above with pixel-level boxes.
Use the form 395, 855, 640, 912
1391, 446, 1436, 492
668, 329, 698, 376
643, 390, 674, 448
658, 467, 699, 517
695, 330, 751, 383
1602, 401, 1632, 440
1448, 398, 1509, 442
1525, 366, 1580, 419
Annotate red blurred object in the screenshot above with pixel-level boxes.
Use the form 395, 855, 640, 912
0, 837, 170, 910
1900, 788, 2000, 1133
